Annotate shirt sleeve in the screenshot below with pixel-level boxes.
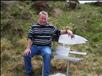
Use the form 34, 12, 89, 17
28, 26, 33, 40
53, 27, 61, 42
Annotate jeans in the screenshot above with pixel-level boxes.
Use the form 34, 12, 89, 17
24, 45, 52, 76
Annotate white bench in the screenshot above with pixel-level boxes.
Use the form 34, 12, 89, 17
43, 34, 88, 76
49, 34, 88, 76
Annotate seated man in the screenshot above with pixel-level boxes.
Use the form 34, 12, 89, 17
23, 11, 74, 76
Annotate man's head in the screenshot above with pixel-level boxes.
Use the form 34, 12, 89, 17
38, 11, 48, 25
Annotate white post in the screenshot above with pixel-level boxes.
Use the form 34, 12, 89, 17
42, 62, 44, 76
66, 45, 70, 76
66, 59, 70, 76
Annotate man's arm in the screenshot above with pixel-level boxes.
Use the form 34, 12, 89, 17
53, 27, 74, 41
60, 29, 74, 38
24, 39, 33, 56
26, 39, 33, 49
60, 29, 67, 34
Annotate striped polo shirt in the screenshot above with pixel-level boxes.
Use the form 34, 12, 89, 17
28, 23, 61, 46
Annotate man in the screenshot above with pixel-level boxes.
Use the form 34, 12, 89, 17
24, 11, 74, 76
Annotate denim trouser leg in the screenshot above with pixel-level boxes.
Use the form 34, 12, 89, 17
24, 45, 52, 76
41, 46, 52, 76
24, 45, 38, 74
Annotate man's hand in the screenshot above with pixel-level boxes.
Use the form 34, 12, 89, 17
67, 29, 74, 38
24, 48, 31, 56
23, 39, 32, 56
60, 29, 74, 38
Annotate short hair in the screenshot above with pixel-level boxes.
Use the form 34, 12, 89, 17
39, 11, 48, 18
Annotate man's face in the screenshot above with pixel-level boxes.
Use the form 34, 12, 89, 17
38, 15, 47, 25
